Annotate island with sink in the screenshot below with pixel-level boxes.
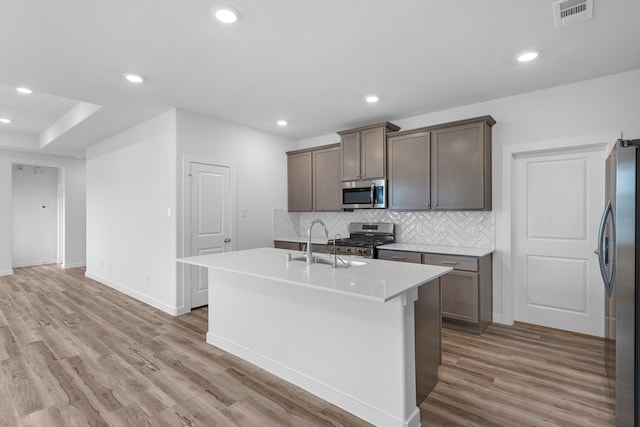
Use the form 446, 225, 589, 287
178, 247, 452, 427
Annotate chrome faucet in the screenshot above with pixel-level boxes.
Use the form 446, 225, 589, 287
332, 233, 343, 268
307, 219, 329, 265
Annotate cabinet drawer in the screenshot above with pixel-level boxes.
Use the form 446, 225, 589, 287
377, 250, 422, 264
422, 254, 478, 272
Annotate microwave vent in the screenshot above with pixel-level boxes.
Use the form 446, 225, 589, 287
553, 0, 593, 28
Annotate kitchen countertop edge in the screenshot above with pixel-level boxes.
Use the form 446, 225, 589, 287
178, 247, 451, 303
274, 236, 330, 245
379, 243, 495, 257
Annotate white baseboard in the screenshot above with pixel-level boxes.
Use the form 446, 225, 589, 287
62, 262, 86, 269
174, 306, 191, 315
12, 260, 57, 268
492, 313, 512, 325
85, 271, 180, 316
207, 333, 420, 427
0, 269, 14, 276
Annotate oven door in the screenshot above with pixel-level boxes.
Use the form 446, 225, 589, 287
342, 179, 386, 209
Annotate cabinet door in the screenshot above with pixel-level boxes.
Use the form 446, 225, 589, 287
441, 271, 479, 323
341, 132, 361, 180
388, 132, 431, 210
431, 122, 488, 210
313, 146, 341, 211
287, 151, 312, 211
361, 126, 386, 179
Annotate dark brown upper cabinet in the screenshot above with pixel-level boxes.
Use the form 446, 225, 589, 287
287, 143, 341, 212
387, 116, 495, 211
338, 122, 400, 181
312, 145, 341, 211
287, 150, 313, 211
387, 131, 431, 210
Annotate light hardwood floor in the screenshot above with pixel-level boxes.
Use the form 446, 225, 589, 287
0, 266, 614, 426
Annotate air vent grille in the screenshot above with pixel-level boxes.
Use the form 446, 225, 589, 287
553, 0, 593, 28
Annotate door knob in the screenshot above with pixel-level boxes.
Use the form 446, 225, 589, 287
224, 238, 231, 243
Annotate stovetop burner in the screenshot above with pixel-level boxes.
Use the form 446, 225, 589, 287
327, 222, 395, 258
330, 237, 391, 247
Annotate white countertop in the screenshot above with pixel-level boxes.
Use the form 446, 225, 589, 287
178, 247, 451, 303
275, 237, 494, 257
379, 243, 494, 257
274, 236, 329, 245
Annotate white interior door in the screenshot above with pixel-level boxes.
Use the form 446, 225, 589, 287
513, 147, 604, 336
189, 162, 231, 308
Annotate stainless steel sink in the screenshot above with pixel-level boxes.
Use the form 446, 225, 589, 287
289, 255, 368, 268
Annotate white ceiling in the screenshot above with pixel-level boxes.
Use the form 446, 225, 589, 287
0, 0, 639, 156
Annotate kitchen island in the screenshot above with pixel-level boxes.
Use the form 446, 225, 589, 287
178, 247, 451, 427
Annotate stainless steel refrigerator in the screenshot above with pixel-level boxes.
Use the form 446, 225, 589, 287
597, 138, 640, 426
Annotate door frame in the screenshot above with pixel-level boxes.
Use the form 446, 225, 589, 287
8, 159, 66, 273
498, 134, 614, 326
179, 154, 237, 313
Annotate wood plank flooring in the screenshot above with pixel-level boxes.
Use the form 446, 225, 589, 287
424, 324, 614, 426
0, 266, 614, 426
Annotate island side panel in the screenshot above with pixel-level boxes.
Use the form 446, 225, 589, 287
415, 278, 441, 404
206, 267, 421, 427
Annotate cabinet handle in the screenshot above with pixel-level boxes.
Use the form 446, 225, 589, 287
370, 184, 375, 207
441, 261, 458, 265
426, 204, 430, 208
434, 203, 439, 208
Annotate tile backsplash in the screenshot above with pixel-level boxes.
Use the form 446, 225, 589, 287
273, 209, 495, 248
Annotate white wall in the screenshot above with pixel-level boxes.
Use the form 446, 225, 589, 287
12, 165, 58, 267
85, 108, 297, 315
176, 110, 297, 249
0, 149, 86, 275
175, 110, 298, 312
86, 110, 178, 314
298, 69, 640, 325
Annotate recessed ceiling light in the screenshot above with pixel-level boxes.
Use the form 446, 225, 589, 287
277, 120, 288, 126
15, 87, 33, 95
214, 6, 240, 24
123, 73, 146, 83
365, 95, 380, 103
0, 118, 12, 124
517, 50, 541, 62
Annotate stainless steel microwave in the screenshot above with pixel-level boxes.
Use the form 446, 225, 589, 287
342, 179, 386, 209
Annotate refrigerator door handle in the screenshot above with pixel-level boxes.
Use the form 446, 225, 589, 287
597, 198, 615, 297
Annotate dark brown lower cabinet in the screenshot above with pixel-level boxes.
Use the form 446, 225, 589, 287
440, 271, 479, 323
273, 240, 327, 253
274, 240, 302, 250
378, 249, 493, 334
423, 253, 492, 334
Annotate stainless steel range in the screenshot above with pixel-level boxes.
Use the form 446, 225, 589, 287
327, 222, 395, 258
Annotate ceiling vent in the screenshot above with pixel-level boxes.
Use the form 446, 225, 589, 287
553, 0, 593, 28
